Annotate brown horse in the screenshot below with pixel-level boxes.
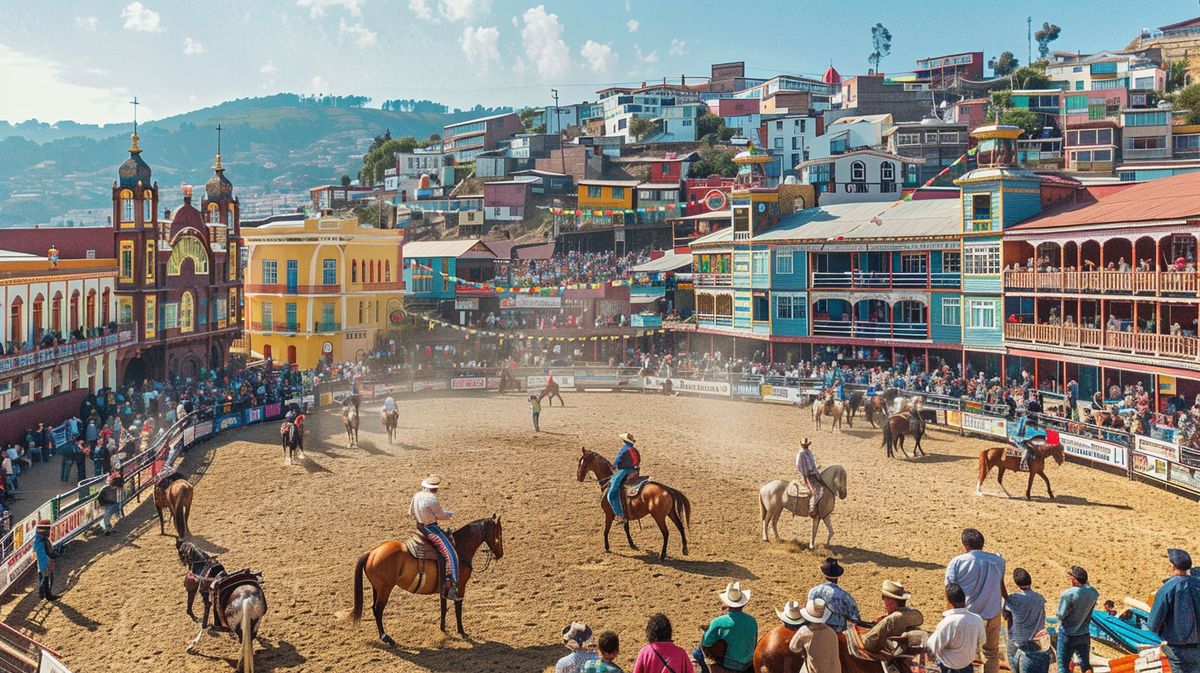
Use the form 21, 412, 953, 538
538, 379, 564, 406
881, 412, 925, 458
280, 421, 304, 465
342, 404, 359, 447
155, 473, 193, 538
976, 439, 1065, 500
381, 409, 399, 445
576, 448, 692, 560
346, 516, 504, 644
753, 623, 805, 673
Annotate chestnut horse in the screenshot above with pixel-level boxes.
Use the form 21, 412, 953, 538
381, 409, 399, 445
155, 474, 193, 538
753, 623, 805, 673
342, 404, 359, 448
576, 448, 692, 560
976, 439, 1064, 500
346, 515, 504, 643
538, 379, 564, 406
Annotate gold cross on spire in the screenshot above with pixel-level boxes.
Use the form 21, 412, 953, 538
129, 96, 141, 153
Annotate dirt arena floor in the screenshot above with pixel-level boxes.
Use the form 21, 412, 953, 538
2, 391, 1197, 673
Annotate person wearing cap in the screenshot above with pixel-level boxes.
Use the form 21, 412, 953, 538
789, 598, 841, 673
1004, 568, 1049, 673
556, 621, 598, 673
945, 528, 1006, 673
1055, 565, 1098, 673
862, 580, 925, 656
33, 520, 59, 601
1148, 549, 1200, 673
928, 583, 986, 673
608, 433, 640, 525
795, 438, 822, 520
808, 558, 861, 632
696, 582, 758, 673
409, 474, 460, 601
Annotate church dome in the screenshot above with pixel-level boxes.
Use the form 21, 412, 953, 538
205, 154, 233, 200
118, 133, 152, 188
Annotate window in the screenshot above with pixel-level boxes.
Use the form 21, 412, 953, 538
261, 302, 273, 328
163, 302, 179, 330
941, 298, 961, 326
775, 120, 783, 130
385, 261, 391, 282
322, 259, 337, 285
227, 242, 238, 281
966, 299, 996, 329
612, 187, 625, 199
1127, 136, 1166, 150
321, 303, 335, 329
118, 297, 133, 325
925, 131, 940, 143
971, 194, 992, 222
216, 298, 227, 321
120, 190, 134, 222
262, 260, 277, 284
167, 236, 209, 275
1124, 111, 1168, 127
939, 131, 960, 144
776, 252, 793, 274
351, 260, 358, 283
144, 296, 156, 337
942, 251, 961, 273
145, 241, 155, 281
777, 295, 794, 319
897, 133, 921, 145
964, 244, 1001, 274
1075, 81, 1084, 90
285, 303, 297, 329
850, 161, 866, 182
119, 241, 134, 281
751, 251, 769, 274
587, 186, 602, 199
774, 137, 784, 149
880, 162, 895, 181
180, 292, 194, 333
900, 252, 927, 273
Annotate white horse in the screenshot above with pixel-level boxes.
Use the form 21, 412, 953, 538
758, 465, 848, 548
812, 398, 846, 432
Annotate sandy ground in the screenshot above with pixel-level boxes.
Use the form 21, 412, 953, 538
1, 391, 1196, 673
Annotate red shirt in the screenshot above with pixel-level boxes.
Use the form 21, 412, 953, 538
634, 643, 695, 673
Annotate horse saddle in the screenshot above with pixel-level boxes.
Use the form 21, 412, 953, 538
279, 421, 293, 435
624, 475, 652, 498
786, 480, 810, 500
155, 470, 186, 492
405, 534, 457, 561
841, 625, 926, 664
208, 569, 265, 629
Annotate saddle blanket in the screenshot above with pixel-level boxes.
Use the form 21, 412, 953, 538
405, 535, 437, 560
624, 475, 654, 498
785, 480, 811, 500
208, 568, 265, 629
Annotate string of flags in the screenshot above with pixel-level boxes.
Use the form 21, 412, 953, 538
424, 314, 666, 343
549, 204, 679, 217
410, 262, 635, 295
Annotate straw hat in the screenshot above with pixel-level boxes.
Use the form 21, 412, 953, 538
881, 580, 911, 601
36, 519, 51, 532
719, 581, 751, 608
801, 598, 830, 624
776, 600, 805, 626
421, 474, 444, 490
617, 432, 636, 444
562, 621, 593, 650
800, 437, 812, 448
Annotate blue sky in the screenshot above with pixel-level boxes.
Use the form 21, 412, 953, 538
0, 0, 1194, 124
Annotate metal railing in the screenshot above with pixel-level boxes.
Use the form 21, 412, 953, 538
811, 271, 960, 289
693, 273, 733, 287
811, 319, 928, 340
0, 327, 135, 378
359, 281, 405, 291
1005, 269, 1200, 296
1005, 323, 1200, 361
244, 283, 340, 295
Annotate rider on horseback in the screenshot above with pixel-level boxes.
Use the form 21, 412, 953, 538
795, 438, 822, 520
608, 432, 640, 525
1011, 415, 1039, 471
382, 395, 397, 415
410, 474, 460, 601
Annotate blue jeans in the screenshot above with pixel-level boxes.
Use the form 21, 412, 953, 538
692, 645, 711, 673
1163, 645, 1200, 673
1056, 634, 1090, 673
607, 468, 633, 518
101, 503, 121, 532
940, 664, 974, 673
4, 474, 14, 493
1008, 642, 1050, 673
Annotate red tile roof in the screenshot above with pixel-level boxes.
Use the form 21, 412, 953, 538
1009, 173, 1200, 231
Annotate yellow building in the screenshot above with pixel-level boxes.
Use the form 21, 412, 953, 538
577, 179, 639, 211
241, 215, 403, 367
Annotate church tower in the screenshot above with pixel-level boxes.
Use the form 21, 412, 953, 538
200, 124, 241, 285
112, 102, 161, 334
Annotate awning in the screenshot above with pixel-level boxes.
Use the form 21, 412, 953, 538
631, 252, 693, 273
631, 294, 662, 304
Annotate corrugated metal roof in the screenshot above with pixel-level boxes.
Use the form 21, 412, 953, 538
632, 252, 693, 272
691, 226, 734, 246
753, 199, 961, 242
675, 209, 732, 221
1011, 172, 1200, 231
402, 239, 488, 258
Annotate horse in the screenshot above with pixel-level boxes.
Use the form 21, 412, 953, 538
976, 438, 1065, 499
538, 379, 564, 406
154, 473, 193, 538
178, 542, 267, 673
342, 404, 359, 448
813, 398, 846, 432
753, 623, 805, 673
881, 412, 925, 459
845, 392, 864, 426
346, 515, 504, 643
279, 421, 304, 465
498, 369, 523, 393
758, 465, 848, 548
576, 448, 692, 560
381, 409, 399, 445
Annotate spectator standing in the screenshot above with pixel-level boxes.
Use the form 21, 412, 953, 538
33, 520, 58, 602
60, 439, 75, 483
1148, 549, 1200, 673
928, 583, 986, 673
1056, 566, 1099, 673
530, 395, 542, 433
634, 613, 695, 673
1, 452, 13, 494
97, 473, 124, 535
73, 439, 88, 483
1004, 568, 1049, 673
557, 622, 597, 673
584, 631, 624, 673
40, 422, 54, 461
807, 557, 861, 633
945, 528, 1006, 673
92, 439, 110, 477
696, 582, 758, 673
789, 598, 841, 673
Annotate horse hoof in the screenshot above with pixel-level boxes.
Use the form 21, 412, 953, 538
381, 634, 396, 647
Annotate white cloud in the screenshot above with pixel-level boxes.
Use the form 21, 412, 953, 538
0, 44, 129, 124
626, 19, 638, 33
634, 45, 657, 63
409, 0, 434, 20
259, 61, 279, 76
669, 38, 686, 56
580, 40, 616, 75
439, 0, 490, 22
75, 16, 98, 31
338, 19, 377, 47
459, 26, 500, 71
295, 0, 361, 18
121, 2, 164, 33
625, 0, 631, 11
520, 5, 570, 80
182, 37, 206, 55
84, 67, 109, 76
310, 75, 329, 92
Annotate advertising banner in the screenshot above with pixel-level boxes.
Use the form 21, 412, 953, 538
1132, 451, 1169, 482
945, 410, 962, 429
527, 375, 576, 389
193, 420, 213, 440
1060, 434, 1127, 469
500, 295, 562, 309
245, 406, 264, 425
182, 426, 195, 446
39, 650, 73, 673
215, 413, 242, 433
1136, 436, 1180, 462
961, 413, 1007, 438
1168, 462, 1200, 493
50, 500, 98, 545
761, 385, 800, 404
732, 382, 762, 397
643, 377, 730, 397
265, 402, 282, 419
412, 379, 449, 393
450, 377, 489, 391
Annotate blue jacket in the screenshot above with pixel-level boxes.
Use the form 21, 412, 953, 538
33, 533, 55, 572
614, 443, 639, 470
1149, 574, 1200, 645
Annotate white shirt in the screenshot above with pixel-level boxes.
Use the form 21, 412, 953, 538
410, 490, 452, 525
383, 396, 397, 412
927, 607, 985, 670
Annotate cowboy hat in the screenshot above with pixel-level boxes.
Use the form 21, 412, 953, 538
776, 600, 805, 626
820, 557, 844, 578
421, 474, 444, 489
801, 598, 830, 624
562, 621, 593, 649
719, 581, 751, 608
881, 580, 911, 601
618, 432, 636, 444
800, 437, 812, 448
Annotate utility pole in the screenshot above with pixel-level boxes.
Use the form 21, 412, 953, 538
552, 88, 567, 176
1027, 17, 1032, 66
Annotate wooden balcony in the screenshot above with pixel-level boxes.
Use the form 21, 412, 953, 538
244, 283, 340, 295
1004, 270, 1198, 296
360, 281, 405, 292
1005, 322, 1200, 362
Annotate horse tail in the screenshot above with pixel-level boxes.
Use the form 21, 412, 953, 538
349, 551, 368, 623
881, 418, 892, 449
241, 601, 255, 673
671, 487, 692, 529
173, 484, 190, 538
977, 448, 990, 485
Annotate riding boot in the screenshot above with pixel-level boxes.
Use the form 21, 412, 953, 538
444, 582, 460, 601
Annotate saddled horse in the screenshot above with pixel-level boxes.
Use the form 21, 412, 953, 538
342, 404, 360, 448
576, 448, 691, 560
346, 515, 504, 643
538, 379, 564, 406
864, 388, 901, 428
380, 409, 399, 445
754, 623, 805, 673
497, 369, 523, 393
279, 421, 305, 465
758, 465, 848, 548
154, 471, 193, 538
812, 398, 847, 432
977, 438, 1064, 499
178, 541, 268, 673
845, 392, 865, 426
881, 411, 926, 458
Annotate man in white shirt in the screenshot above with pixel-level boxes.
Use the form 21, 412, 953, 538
945, 528, 1006, 673
928, 583, 986, 673
410, 474, 459, 600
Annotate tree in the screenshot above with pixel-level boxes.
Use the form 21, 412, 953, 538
1168, 59, 1190, 93
340, 174, 352, 187
359, 135, 420, 185
688, 145, 737, 178
628, 116, 658, 143
989, 51, 1019, 76
695, 112, 737, 144
1174, 83, 1200, 124
518, 107, 545, 134
1034, 22, 1061, 60
1010, 66, 1050, 90
868, 23, 892, 73
1000, 109, 1041, 138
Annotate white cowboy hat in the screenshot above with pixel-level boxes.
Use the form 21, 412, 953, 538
800, 437, 812, 448
618, 432, 637, 444
776, 600, 805, 626
562, 621, 593, 649
719, 581, 751, 608
881, 579, 911, 601
800, 597, 830, 624
421, 474, 444, 489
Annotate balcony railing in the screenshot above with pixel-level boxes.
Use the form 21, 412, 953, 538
812, 271, 960, 289
1004, 269, 1198, 296
694, 273, 733, 287
248, 321, 342, 334
1005, 323, 1200, 362
811, 319, 928, 340
360, 281, 405, 291
244, 283, 340, 295
0, 326, 136, 377
696, 314, 734, 328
